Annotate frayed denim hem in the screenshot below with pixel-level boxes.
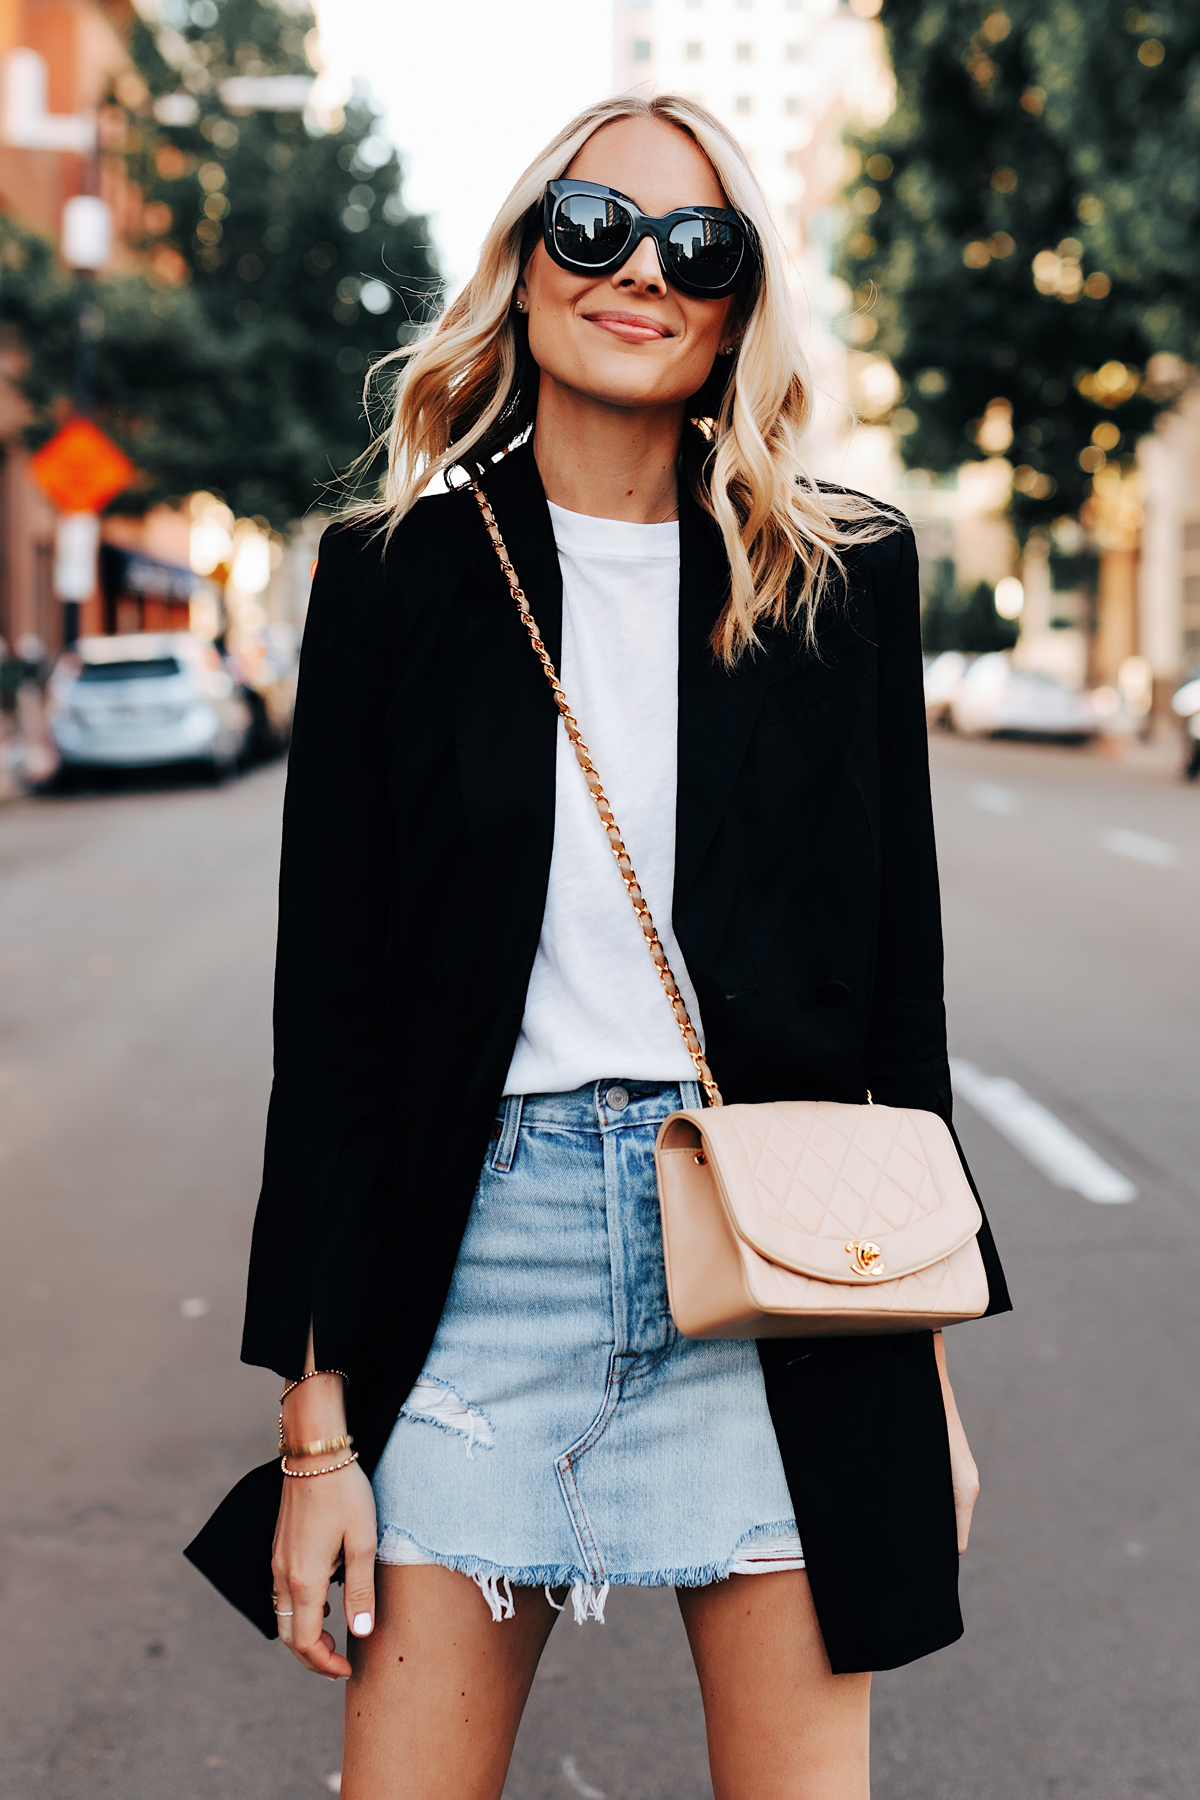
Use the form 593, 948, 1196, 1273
375, 1517, 800, 1624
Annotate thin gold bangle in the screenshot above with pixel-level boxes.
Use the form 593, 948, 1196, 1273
279, 1432, 353, 1459
280, 1450, 359, 1479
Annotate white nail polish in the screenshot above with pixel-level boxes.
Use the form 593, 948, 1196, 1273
351, 1612, 373, 1636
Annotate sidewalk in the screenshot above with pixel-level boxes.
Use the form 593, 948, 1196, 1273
1089, 721, 1190, 784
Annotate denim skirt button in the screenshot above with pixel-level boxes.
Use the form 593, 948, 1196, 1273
605, 1085, 630, 1112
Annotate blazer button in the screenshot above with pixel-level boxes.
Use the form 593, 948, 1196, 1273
816, 980, 852, 1007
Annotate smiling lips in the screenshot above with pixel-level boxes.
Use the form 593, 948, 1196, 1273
583, 310, 674, 344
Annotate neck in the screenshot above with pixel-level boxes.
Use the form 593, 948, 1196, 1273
531, 374, 682, 524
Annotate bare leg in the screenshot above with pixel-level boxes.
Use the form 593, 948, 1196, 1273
677, 1571, 871, 1800
342, 1565, 560, 1800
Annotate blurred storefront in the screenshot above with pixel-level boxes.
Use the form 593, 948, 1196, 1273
1138, 386, 1200, 703
0, 0, 147, 654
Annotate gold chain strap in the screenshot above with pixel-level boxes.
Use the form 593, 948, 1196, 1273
471, 481, 723, 1109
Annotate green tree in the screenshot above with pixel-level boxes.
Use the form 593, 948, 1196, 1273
838, 0, 1200, 526
920, 563, 1019, 652
2, 0, 440, 527
109, 0, 441, 523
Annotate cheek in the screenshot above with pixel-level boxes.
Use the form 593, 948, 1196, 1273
673, 306, 730, 383
684, 299, 733, 358
524, 269, 591, 373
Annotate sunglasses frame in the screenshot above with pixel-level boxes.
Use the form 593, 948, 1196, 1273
540, 178, 756, 300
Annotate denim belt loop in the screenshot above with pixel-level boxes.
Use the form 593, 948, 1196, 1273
680, 1079, 703, 1111
491, 1093, 524, 1172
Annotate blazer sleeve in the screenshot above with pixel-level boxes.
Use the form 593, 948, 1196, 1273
862, 524, 949, 1115
240, 522, 397, 1377
863, 524, 1011, 1316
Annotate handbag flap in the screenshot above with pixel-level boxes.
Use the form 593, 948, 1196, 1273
668, 1101, 981, 1282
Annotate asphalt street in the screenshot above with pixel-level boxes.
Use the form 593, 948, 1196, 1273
1, 732, 1198, 1800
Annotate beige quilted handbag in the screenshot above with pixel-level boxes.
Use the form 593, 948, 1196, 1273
473, 482, 989, 1338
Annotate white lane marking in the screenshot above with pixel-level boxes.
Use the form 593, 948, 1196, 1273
1101, 827, 1178, 867
561, 1757, 606, 1799
971, 783, 1019, 815
950, 1060, 1136, 1203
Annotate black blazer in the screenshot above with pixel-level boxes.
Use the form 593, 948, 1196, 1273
185, 441, 1010, 1675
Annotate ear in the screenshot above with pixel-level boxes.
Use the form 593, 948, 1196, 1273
514, 272, 529, 314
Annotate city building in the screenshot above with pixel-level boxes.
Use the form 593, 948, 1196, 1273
1138, 388, 1200, 698
0, 0, 143, 651
615, 1, 1200, 709
613, 0, 891, 465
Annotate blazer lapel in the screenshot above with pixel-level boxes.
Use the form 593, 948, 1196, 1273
460, 443, 563, 666
675, 484, 775, 907
452, 445, 564, 1003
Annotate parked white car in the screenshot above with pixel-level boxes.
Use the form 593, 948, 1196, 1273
948, 653, 1103, 741
1170, 677, 1200, 723
48, 633, 253, 776
923, 651, 968, 726
1171, 677, 1200, 781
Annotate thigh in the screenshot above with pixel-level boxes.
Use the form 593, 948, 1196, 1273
676, 1571, 871, 1800
341, 1565, 560, 1800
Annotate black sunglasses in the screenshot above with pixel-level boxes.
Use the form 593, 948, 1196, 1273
541, 178, 755, 299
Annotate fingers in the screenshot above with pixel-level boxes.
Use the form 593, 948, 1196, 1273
273, 1561, 351, 1679
291, 1577, 352, 1679
273, 1582, 296, 1651
343, 1532, 378, 1641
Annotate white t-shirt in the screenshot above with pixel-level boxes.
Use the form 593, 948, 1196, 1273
503, 501, 704, 1097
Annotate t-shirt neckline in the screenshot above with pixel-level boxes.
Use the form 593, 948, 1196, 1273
547, 499, 680, 561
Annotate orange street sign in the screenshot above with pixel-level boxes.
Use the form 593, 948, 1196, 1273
29, 417, 136, 514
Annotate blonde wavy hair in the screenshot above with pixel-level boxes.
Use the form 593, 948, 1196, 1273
356, 92, 890, 663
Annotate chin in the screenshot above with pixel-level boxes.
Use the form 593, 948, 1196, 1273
566, 357, 702, 413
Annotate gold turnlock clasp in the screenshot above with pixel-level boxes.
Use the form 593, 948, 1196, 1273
845, 1240, 886, 1276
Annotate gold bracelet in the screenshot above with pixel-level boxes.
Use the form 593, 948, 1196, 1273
279, 1368, 349, 1405
280, 1450, 360, 1479
279, 1432, 354, 1459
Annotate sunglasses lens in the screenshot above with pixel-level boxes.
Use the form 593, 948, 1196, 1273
553, 193, 634, 267
667, 217, 745, 290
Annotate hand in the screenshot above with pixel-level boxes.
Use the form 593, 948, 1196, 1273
271, 1458, 378, 1677
932, 1331, 980, 1555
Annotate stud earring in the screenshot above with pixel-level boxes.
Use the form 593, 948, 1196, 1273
514, 300, 526, 313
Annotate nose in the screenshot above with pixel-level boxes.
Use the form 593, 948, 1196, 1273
611, 231, 666, 297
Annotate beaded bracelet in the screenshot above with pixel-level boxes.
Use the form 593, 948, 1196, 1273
279, 1368, 349, 1404
280, 1450, 360, 1479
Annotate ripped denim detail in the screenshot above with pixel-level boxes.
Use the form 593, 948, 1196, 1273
545, 1579, 611, 1624
399, 1375, 495, 1458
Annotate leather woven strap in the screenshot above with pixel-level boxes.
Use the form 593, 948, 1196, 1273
471, 481, 722, 1108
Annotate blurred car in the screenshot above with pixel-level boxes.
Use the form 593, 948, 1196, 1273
1171, 676, 1200, 781
48, 633, 253, 776
923, 650, 968, 726
224, 621, 299, 760
948, 653, 1104, 741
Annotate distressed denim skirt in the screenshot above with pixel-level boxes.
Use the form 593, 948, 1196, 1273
372, 1080, 803, 1622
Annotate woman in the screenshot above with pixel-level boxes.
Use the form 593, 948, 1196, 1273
231, 94, 1009, 1799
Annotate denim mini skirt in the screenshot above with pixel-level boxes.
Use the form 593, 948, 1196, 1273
372, 1080, 803, 1621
